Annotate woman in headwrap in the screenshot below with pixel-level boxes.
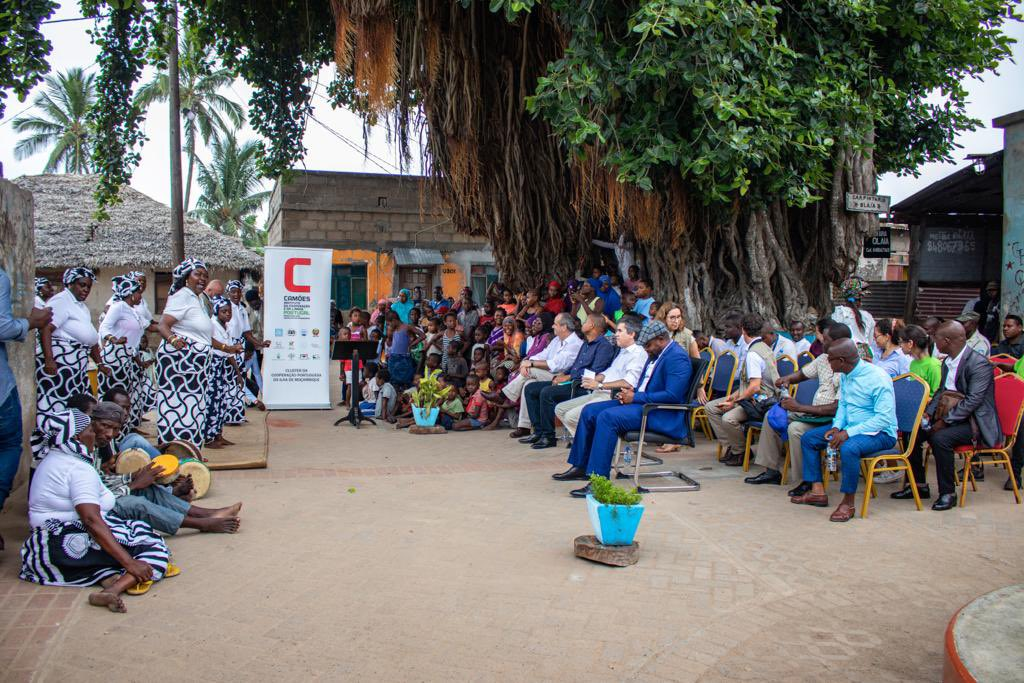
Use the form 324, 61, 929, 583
97, 275, 146, 430
831, 275, 878, 360
33, 268, 108, 466
391, 288, 415, 324
34, 276, 54, 308
206, 297, 243, 448
595, 275, 621, 319
156, 259, 214, 449
21, 409, 171, 613
125, 271, 158, 426
223, 280, 259, 425
370, 298, 388, 326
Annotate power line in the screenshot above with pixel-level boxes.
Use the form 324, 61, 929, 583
307, 83, 408, 173
41, 15, 104, 24
308, 114, 400, 175
0, 60, 100, 128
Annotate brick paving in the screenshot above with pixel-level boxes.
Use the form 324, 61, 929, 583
2, 402, 1024, 682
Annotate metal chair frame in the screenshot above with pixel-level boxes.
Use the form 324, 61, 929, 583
955, 373, 1024, 507
694, 350, 737, 448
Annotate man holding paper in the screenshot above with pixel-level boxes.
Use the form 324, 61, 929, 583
554, 315, 648, 436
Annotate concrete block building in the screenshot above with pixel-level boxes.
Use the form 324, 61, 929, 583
267, 171, 496, 309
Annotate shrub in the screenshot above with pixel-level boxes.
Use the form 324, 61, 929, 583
589, 474, 642, 506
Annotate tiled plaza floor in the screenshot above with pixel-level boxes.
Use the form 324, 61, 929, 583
2, 401, 1023, 681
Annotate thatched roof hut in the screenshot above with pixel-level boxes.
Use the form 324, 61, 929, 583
14, 174, 262, 270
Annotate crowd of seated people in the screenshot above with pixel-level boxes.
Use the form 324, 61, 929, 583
354, 271, 1023, 518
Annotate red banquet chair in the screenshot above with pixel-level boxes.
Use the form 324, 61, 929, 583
955, 373, 1024, 507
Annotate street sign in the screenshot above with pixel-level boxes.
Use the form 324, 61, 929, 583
846, 192, 891, 213
863, 227, 891, 258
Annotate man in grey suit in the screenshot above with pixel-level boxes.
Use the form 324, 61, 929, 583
925, 321, 1002, 511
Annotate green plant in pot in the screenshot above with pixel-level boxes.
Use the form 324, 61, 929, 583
586, 474, 644, 545
410, 369, 450, 427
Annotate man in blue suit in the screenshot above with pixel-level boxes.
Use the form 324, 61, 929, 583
552, 320, 693, 497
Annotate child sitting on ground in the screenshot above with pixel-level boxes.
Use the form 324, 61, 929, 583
358, 363, 379, 414
471, 344, 488, 368
473, 361, 493, 392
392, 391, 414, 428
373, 368, 399, 423
452, 375, 489, 431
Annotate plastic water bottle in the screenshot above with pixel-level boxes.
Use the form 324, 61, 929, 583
825, 445, 838, 472
623, 445, 634, 465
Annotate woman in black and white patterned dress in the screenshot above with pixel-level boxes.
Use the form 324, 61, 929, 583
98, 275, 146, 429
33, 268, 109, 466
128, 271, 157, 426
205, 297, 243, 448
156, 259, 213, 450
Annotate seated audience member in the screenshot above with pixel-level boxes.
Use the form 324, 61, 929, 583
789, 320, 811, 355
101, 387, 159, 457
569, 279, 604, 325
438, 375, 465, 429
473, 362, 493, 392
521, 314, 616, 449
916, 321, 1002, 510
901, 324, 941, 395
374, 368, 399, 423
656, 302, 700, 359
542, 281, 566, 315
554, 315, 647, 437
791, 339, 897, 522
957, 312, 991, 357
633, 279, 656, 320
358, 364, 379, 414
501, 313, 583, 437
595, 275, 620, 318
552, 321, 693, 496
446, 339, 470, 386
623, 265, 641, 294
612, 290, 637, 325
21, 409, 170, 613
763, 324, 797, 360
708, 312, 743, 359
693, 330, 710, 351
91, 402, 241, 534
452, 375, 492, 430
923, 316, 946, 360
744, 321, 848, 490
705, 313, 781, 466
992, 314, 1024, 365
872, 319, 910, 377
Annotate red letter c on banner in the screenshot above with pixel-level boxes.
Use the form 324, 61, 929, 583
284, 257, 312, 293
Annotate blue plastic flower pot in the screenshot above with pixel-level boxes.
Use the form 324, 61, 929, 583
412, 406, 439, 427
586, 494, 644, 546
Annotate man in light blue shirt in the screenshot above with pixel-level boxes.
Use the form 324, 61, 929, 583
1, 267, 52, 550
792, 338, 897, 523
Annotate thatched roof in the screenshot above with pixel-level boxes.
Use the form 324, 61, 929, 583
14, 174, 263, 270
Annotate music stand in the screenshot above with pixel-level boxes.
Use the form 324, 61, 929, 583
332, 340, 381, 428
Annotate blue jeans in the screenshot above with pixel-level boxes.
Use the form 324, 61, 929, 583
0, 390, 22, 511
116, 433, 160, 458
801, 425, 897, 494
113, 485, 191, 534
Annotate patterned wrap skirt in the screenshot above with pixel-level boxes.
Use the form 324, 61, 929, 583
20, 512, 170, 587
204, 356, 233, 441
156, 338, 211, 447
128, 361, 156, 432
222, 338, 246, 425
98, 341, 137, 406
31, 338, 91, 465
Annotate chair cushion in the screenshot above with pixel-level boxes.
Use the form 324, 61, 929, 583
867, 448, 903, 457
622, 431, 679, 446
954, 445, 974, 454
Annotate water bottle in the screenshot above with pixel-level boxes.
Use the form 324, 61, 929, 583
921, 414, 931, 431
623, 445, 634, 465
825, 445, 838, 472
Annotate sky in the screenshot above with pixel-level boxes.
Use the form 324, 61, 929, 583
1, 4, 1022, 220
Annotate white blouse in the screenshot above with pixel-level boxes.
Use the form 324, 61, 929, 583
49, 289, 99, 347
227, 301, 251, 340
211, 317, 234, 358
163, 288, 213, 345
29, 450, 115, 527
98, 300, 145, 350
134, 297, 154, 326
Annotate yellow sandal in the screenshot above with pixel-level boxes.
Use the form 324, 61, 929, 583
126, 580, 153, 595
165, 562, 182, 578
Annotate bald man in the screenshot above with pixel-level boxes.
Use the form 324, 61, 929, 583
201, 279, 224, 317
919, 321, 1001, 510
791, 339, 897, 522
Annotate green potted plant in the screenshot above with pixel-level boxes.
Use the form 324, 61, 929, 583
586, 474, 644, 545
409, 369, 450, 427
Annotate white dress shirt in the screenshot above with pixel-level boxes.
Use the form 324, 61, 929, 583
772, 335, 798, 360
600, 343, 648, 388
739, 336, 765, 380
533, 333, 584, 374
98, 300, 145, 350
48, 289, 98, 346
793, 337, 812, 355
163, 288, 213, 345
134, 297, 154, 326
211, 317, 234, 358
227, 301, 252, 340
943, 345, 969, 391
635, 341, 678, 392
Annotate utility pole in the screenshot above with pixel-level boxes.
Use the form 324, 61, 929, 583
168, 0, 185, 263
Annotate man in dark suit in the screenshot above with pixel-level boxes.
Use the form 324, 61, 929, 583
552, 320, 693, 497
925, 321, 1002, 511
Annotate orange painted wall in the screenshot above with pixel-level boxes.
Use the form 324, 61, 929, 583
440, 260, 465, 298
331, 249, 395, 304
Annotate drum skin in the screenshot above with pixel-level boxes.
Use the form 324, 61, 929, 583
178, 458, 212, 500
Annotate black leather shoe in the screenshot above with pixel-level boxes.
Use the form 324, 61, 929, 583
570, 484, 592, 498
1004, 477, 1020, 492
509, 428, 530, 439
519, 433, 541, 444
552, 466, 588, 481
958, 464, 984, 482
931, 493, 958, 511
531, 436, 557, 450
744, 470, 782, 485
787, 481, 811, 497
723, 452, 744, 467
891, 484, 930, 500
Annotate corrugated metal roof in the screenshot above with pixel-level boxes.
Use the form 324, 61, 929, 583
393, 248, 445, 265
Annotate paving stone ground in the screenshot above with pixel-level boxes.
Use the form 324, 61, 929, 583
2, 396, 1024, 682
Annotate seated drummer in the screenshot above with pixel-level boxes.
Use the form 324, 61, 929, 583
101, 386, 160, 457
90, 402, 242, 534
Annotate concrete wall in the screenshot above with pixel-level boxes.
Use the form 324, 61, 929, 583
0, 179, 36, 494
998, 111, 1024, 319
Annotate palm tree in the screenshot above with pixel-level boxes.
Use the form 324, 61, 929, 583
12, 68, 97, 173
135, 30, 244, 209
191, 131, 270, 237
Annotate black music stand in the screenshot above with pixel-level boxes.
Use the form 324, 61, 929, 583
332, 340, 381, 428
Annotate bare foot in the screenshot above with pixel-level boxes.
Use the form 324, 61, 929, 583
212, 502, 243, 518
197, 516, 240, 533
89, 591, 127, 613
255, 400, 266, 411
219, 437, 235, 446
655, 444, 681, 454
100, 575, 119, 589
205, 440, 224, 449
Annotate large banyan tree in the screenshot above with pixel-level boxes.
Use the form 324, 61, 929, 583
7, 0, 1016, 326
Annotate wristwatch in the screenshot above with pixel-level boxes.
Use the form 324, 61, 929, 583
598, 382, 604, 390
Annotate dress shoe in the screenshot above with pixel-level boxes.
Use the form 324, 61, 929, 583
518, 433, 541, 444
723, 451, 744, 467
509, 428, 531, 438
891, 483, 930, 500
1005, 477, 1021, 492
790, 492, 829, 507
744, 470, 782, 485
931, 493, 958, 511
531, 436, 557, 450
552, 466, 588, 481
958, 464, 984, 482
570, 484, 592, 498
787, 481, 811, 497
